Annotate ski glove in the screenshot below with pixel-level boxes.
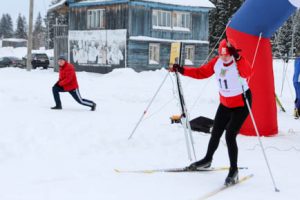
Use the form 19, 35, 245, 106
227, 46, 241, 61
172, 64, 184, 74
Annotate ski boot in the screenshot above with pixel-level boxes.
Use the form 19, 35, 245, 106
186, 158, 212, 170
224, 167, 239, 186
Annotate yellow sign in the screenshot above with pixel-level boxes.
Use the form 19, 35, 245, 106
169, 42, 181, 65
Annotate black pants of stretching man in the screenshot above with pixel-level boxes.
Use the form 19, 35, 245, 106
52, 84, 95, 109
203, 89, 252, 169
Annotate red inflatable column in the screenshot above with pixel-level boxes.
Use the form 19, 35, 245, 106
227, 28, 278, 136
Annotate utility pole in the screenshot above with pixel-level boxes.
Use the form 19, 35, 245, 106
26, 0, 34, 71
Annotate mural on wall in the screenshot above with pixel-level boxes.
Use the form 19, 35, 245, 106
69, 29, 126, 67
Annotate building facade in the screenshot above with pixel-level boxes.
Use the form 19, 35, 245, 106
50, 0, 214, 73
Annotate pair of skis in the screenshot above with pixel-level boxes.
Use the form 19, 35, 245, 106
114, 166, 248, 174
115, 166, 253, 199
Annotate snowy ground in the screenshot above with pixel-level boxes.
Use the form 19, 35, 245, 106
0, 59, 299, 200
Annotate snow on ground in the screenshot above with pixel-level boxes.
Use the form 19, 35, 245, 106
0, 59, 299, 200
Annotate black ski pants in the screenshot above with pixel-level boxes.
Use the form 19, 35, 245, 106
204, 89, 252, 169
52, 84, 95, 108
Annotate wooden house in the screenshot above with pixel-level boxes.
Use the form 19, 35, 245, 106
50, 0, 214, 73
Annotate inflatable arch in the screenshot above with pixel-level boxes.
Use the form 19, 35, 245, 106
226, 0, 300, 136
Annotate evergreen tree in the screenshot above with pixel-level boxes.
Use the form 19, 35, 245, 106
33, 12, 46, 49
293, 10, 300, 56
15, 14, 27, 39
0, 14, 14, 38
270, 32, 281, 58
209, 0, 244, 51
277, 16, 293, 59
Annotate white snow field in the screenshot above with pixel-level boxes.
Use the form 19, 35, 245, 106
0, 59, 299, 200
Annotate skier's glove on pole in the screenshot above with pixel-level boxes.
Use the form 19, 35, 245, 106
171, 64, 184, 74
228, 46, 241, 61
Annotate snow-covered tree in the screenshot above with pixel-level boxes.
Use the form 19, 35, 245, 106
209, 0, 244, 52
271, 10, 300, 58
33, 12, 46, 49
0, 14, 14, 38
276, 16, 293, 59
15, 14, 27, 39
293, 10, 300, 56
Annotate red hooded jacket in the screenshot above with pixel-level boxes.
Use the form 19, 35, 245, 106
58, 61, 79, 91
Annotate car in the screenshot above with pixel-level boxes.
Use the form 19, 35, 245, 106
0, 57, 24, 68
23, 53, 50, 69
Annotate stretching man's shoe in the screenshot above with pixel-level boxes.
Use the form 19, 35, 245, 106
91, 103, 97, 111
51, 106, 62, 110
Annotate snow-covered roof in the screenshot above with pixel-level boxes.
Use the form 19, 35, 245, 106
2, 38, 27, 42
48, 0, 67, 12
76, 0, 215, 8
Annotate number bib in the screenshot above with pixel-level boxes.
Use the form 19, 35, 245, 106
214, 58, 249, 97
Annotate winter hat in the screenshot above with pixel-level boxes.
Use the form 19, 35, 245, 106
218, 39, 230, 56
58, 54, 67, 61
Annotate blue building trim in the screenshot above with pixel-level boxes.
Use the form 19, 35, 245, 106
129, 1, 211, 12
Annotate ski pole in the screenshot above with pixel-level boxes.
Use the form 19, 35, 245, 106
240, 33, 280, 192
128, 71, 170, 140
280, 61, 288, 96
175, 71, 197, 161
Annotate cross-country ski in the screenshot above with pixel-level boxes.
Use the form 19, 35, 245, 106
114, 166, 248, 174
197, 174, 254, 200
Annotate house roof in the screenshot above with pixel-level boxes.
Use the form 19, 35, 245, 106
48, 0, 67, 12
75, 0, 215, 8
2, 38, 27, 42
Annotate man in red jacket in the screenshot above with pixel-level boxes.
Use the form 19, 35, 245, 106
51, 55, 96, 111
170, 39, 251, 186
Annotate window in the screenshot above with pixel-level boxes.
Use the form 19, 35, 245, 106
152, 10, 191, 31
185, 45, 195, 65
149, 43, 160, 65
87, 9, 105, 29
173, 12, 191, 30
152, 10, 172, 29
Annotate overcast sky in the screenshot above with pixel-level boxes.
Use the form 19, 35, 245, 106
0, 0, 52, 26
